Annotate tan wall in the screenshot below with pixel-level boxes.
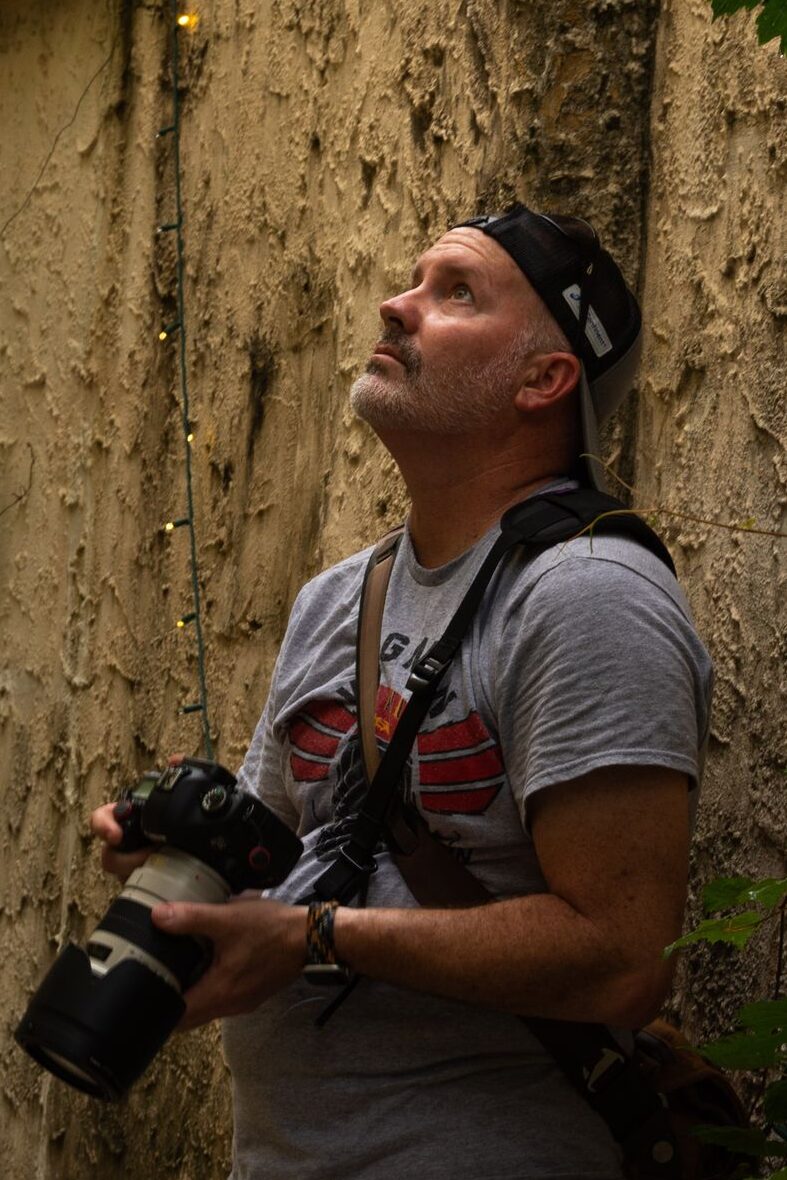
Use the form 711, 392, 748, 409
636, 0, 786, 1041
0, 0, 782, 1176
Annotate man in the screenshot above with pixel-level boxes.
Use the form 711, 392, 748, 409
93, 205, 712, 1178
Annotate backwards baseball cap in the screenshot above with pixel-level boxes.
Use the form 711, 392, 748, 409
456, 203, 642, 491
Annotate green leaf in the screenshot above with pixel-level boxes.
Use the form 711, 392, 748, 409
757, 0, 787, 53
765, 1080, 787, 1123
738, 998, 787, 1033
710, 0, 760, 16
693, 1123, 786, 1157
700, 1029, 787, 1070
703, 876, 758, 913
748, 879, 787, 909
763, 1168, 787, 1180
665, 911, 764, 955
702, 876, 787, 913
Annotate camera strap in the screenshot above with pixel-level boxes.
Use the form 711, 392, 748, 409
309, 487, 682, 1176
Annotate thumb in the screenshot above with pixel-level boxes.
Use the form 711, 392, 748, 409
151, 901, 222, 935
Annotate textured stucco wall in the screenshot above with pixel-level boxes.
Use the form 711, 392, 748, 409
635, 0, 786, 1045
0, 0, 782, 1176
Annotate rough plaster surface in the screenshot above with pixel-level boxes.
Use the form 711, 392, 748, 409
635, 0, 786, 1047
0, 0, 782, 1175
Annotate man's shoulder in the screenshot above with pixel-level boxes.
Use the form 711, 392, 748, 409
522, 531, 683, 599
496, 530, 696, 636
291, 544, 376, 614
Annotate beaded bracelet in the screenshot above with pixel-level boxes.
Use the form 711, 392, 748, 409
306, 899, 342, 966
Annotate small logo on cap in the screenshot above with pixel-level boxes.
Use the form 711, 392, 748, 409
562, 285, 613, 359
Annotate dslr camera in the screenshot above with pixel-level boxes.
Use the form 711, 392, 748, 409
15, 758, 302, 1100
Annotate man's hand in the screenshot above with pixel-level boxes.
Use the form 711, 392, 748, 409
89, 801, 151, 881
151, 896, 307, 1031
89, 753, 186, 881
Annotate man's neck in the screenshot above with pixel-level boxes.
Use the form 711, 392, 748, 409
379, 428, 569, 568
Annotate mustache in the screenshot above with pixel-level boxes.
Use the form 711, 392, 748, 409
374, 329, 421, 374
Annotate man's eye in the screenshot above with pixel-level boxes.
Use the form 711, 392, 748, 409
450, 283, 473, 302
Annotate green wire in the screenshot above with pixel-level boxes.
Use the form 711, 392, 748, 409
164, 0, 213, 758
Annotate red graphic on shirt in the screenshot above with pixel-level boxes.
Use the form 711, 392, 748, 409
289, 701, 355, 782
416, 707, 505, 815
290, 689, 504, 816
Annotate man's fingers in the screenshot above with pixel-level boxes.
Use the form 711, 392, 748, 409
90, 801, 124, 845
151, 901, 225, 937
176, 974, 225, 1031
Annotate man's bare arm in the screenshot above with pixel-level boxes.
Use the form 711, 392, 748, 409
332, 765, 690, 1027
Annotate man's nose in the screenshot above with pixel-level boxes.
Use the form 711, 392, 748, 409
379, 288, 419, 334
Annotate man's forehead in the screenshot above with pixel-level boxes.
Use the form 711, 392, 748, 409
413, 226, 532, 293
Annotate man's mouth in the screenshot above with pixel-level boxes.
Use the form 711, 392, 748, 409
371, 343, 406, 365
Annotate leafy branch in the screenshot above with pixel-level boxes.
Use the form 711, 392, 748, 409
708, 0, 787, 55
666, 876, 787, 1175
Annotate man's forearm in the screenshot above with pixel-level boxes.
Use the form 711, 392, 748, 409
333, 893, 670, 1027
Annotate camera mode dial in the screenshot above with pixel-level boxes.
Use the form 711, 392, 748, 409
201, 786, 229, 815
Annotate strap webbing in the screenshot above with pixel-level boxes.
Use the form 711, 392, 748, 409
356, 527, 404, 784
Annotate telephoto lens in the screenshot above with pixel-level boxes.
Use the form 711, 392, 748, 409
15, 759, 303, 1100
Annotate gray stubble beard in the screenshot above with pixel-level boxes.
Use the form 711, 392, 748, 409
349, 339, 527, 436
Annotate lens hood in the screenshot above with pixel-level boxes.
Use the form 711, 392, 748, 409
15, 944, 186, 1100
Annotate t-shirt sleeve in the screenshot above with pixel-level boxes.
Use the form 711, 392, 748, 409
234, 594, 308, 833
235, 683, 299, 831
495, 554, 712, 824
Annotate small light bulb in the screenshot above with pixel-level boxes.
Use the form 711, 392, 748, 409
177, 14, 196, 28
177, 619, 185, 629
186, 432, 194, 444
164, 521, 175, 532
159, 330, 168, 341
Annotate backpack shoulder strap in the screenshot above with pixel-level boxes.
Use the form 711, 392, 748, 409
356, 526, 404, 782
500, 488, 676, 576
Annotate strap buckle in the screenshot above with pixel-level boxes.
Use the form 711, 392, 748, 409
582, 1047, 627, 1094
338, 843, 378, 876
406, 653, 448, 694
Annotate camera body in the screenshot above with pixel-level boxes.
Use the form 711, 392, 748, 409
113, 757, 298, 893
15, 758, 302, 1101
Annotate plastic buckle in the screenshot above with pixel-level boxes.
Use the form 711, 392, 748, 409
406, 654, 447, 694
338, 844, 378, 877
302, 962, 354, 987
582, 1047, 627, 1094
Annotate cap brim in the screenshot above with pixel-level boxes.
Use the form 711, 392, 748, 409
579, 366, 607, 492
578, 331, 643, 492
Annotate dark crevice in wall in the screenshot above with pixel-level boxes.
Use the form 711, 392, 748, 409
618, 0, 663, 504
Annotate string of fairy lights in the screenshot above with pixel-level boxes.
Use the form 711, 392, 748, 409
157, 4, 213, 757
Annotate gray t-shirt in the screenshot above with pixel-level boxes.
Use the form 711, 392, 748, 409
225, 513, 713, 1180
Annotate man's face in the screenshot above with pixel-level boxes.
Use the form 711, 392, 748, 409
350, 227, 544, 434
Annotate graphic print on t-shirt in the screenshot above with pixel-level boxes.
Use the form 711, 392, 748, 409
288, 685, 505, 858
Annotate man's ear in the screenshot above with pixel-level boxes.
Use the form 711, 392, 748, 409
513, 352, 581, 414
